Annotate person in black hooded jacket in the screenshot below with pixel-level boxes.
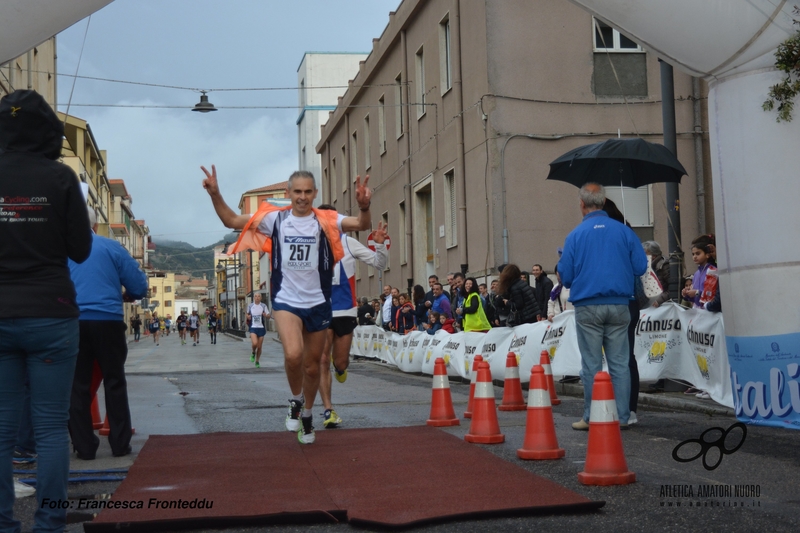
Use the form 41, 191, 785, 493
496, 263, 541, 325
0, 90, 92, 532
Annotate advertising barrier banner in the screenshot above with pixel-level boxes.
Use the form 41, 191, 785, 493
354, 304, 800, 417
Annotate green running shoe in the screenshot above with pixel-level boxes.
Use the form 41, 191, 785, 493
298, 416, 315, 444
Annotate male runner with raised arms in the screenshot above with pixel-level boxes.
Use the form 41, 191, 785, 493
315, 205, 388, 428
176, 310, 188, 345
201, 166, 371, 444
246, 293, 269, 367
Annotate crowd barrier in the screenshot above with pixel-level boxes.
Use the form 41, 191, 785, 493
351, 303, 734, 409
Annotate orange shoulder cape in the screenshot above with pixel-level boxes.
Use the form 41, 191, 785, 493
226, 202, 345, 264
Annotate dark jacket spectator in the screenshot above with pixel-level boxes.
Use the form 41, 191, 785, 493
357, 298, 375, 325
395, 299, 415, 334
0, 91, 92, 318
0, 89, 93, 531
412, 285, 428, 326
492, 293, 508, 326
497, 264, 541, 325
532, 265, 554, 319
642, 241, 670, 306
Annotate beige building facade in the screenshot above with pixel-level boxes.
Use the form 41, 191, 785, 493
317, 0, 712, 298
0, 37, 57, 106
147, 272, 176, 323
4, 40, 151, 327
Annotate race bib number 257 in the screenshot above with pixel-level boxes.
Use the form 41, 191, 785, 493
283, 236, 317, 270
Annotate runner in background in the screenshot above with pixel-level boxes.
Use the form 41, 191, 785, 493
188, 309, 202, 346
175, 310, 188, 345
207, 307, 218, 344
316, 206, 388, 428
150, 312, 161, 345
246, 293, 269, 367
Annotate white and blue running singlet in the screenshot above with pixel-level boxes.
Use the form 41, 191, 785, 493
331, 234, 388, 317
257, 210, 345, 307
248, 303, 268, 328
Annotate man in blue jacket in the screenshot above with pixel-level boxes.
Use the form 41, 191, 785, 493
68, 208, 148, 459
558, 183, 647, 430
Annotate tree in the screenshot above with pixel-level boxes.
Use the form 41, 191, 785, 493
763, 7, 800, 122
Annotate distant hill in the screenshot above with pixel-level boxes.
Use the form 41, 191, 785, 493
149, 240, 220, 278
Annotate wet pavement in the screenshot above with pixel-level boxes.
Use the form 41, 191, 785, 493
11, 329, 800, 533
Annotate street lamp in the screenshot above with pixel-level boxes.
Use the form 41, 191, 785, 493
192, 91, 218, 113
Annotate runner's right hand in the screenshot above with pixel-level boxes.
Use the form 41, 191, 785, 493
201, 164, 219, 195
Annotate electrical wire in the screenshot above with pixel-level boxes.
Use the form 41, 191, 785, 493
63, 15, 92, 124
36, 69, 408, 93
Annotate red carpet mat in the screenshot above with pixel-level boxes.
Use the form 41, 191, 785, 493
85, 426, 603, 531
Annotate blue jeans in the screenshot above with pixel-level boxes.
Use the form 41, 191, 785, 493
574, 305, 631, 425
0, 318, 78, 533
16, 374, 35, 454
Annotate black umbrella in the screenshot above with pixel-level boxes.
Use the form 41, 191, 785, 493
547, 138, 686, 188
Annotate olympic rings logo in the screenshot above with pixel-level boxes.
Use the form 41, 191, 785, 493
672, 422, 747, 471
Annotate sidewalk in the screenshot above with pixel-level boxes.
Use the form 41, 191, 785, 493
438, 368, 735, 418
554, 380, 735, 417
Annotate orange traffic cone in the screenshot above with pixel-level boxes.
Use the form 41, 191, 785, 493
465, 362, 504, 444
578, 371, 635, 486
427, 358, 460, 427
91, 396, 103, 430
98, 413, 135, 437
540, 350, 561, 406
98, 414, 110, 436
464, 355, 483, 419
498, 352, 526, 411
517, 365, 565, 460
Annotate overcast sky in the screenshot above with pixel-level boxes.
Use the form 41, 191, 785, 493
57, 0, 399, 247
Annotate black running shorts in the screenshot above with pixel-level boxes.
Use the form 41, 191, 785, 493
330, 316, 358, 338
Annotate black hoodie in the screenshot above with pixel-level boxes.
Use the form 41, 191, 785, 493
0, 90, 92, 318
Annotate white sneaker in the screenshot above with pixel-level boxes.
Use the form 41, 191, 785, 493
14, 480, 35, 498
297, 416, 315, 444
696, 391, 711, 399
628, 411, 639, 425
285, 399, 303, 432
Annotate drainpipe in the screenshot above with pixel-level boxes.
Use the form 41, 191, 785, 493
660, 60, 682, 301
692, 77, 706, 235
54, 36, 57, 110
453, 0, 468, 274
401, 30, 414, 282
325, 140, 332, 204
344, 112, 351, 216
27, 50, 33, 89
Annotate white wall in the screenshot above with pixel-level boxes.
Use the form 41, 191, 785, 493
297, 52, 367, 204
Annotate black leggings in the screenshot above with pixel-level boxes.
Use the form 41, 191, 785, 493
628, 300, 640, 413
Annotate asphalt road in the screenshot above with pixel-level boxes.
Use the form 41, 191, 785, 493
12, 330, 800, 533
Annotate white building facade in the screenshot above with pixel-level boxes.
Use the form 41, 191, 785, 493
297, 52, 367, 204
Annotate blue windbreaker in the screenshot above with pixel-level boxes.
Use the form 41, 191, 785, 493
558, 210, 647, 307
69, 234, 148, 321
